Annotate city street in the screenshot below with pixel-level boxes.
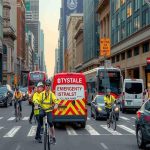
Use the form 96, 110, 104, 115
0, 102, 149, 150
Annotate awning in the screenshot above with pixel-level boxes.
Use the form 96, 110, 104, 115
146, 64, 150, 72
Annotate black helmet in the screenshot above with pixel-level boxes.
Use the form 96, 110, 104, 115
45, 79, 51, 86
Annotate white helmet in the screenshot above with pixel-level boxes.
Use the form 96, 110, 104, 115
37, 82, 44, 87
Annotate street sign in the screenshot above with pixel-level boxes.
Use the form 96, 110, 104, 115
100, 38, 110, 56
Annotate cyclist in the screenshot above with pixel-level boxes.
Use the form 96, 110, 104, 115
13, 87, 23, 116
104, 89, 116, 123
33, 82, 44, 143
39, 79, 58, 144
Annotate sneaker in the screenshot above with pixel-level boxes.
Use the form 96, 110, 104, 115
52, 137, 56, 145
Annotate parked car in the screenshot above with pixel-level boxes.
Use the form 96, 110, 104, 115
91, 95, 120, 120
20, 87, 28, 101
135, 100, 150, 149
0, 85, 13, 107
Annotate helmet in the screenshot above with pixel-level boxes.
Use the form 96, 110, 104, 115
45, 79, 51, 86
37, 82, 44, 87
106, 89, 111, 93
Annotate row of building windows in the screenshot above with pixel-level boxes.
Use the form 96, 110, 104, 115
111, 42, 149, 63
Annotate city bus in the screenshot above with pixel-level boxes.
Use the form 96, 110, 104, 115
27, 71, 47, 95
84, 66, 123, 103
52, 73, 87, 128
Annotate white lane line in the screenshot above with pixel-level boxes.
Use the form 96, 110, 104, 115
8, 117, 15, 121
120, 116, 130, 121
27, 126, 37, 137
4, 126, 21, 137
0, 117, 3, 120
86, 125, 100, 135
22, 117, 29, 121
118, 125, 135, 135
66, 126, 78, 135
100, 143, 108, 150
100, 125, 122, 135
131, 117, 136, 120
0, 127, 4, 130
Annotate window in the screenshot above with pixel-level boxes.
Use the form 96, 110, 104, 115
112, 17, 115, 29
127, 2, 132, 18
121, 52, 125, 60
134, 15, 140, 32
134, 46, 139, 56
127, 49, 132, 58
3, 45, 7, 55
115, 0, 120, 11
121, 7, 126, 21
125, 83, 142, 94
116, 13, 120, 26
142, 9, 149, 27
127, 19, 132, 36
121, 23, 125, 39
112, 56, 116, 63
134, 0, 140, 11
145, 101, 150, 111
116, 55, 120, 62
120, 0, 125, 5
143, 42, 149, 53
142, 0, 146, 5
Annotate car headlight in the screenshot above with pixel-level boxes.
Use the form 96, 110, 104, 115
97, 107, 102, 112
115, 107, 119, 112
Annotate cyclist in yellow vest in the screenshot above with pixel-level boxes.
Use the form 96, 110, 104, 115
32, 82, 44, 143
13, 87, 23, 115
39, 79, 59, 144
104, 89, 116, 121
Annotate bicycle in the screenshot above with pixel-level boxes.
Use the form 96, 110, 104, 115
106, 103, 117, 130
14, 99, 22, 122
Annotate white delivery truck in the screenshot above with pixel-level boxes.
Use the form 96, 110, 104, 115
121, 79, 144, 113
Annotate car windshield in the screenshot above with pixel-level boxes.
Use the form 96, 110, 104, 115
96, 96, 104, 104
0, 87, 8, 94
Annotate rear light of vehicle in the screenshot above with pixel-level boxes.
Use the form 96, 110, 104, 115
144, 116, 150, 122
137, 111, 141, 119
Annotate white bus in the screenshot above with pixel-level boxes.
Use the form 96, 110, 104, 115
84, 66, 123, 103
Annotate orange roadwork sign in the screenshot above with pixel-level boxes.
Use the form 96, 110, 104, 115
100, 38, 111, 56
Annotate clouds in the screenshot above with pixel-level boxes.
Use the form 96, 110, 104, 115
39, 0, 60, 77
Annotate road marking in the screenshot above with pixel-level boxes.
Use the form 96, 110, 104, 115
133, 125, 135, 127
4, 126, 21, 137
100, 125, 122, 135
0, 117, 3, 120
8, 117, 15, 121
87, 117, 90, 120
120, 116, 130, 121
0, 127, 4, 130
100, 143, 108, 149
131, 117, 136, 120
27, 126, 37, 137
22, 117, 29, 120
15, 145, 21, 150
66, 126, 78, 135
86, 125, 100, 135
118, 125, 135, 135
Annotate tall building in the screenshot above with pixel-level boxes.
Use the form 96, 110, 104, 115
58, 0, 83, 72
25, 0, 40, 69
3, 0, 16, 85
0, 0, 3, 83
109, 0, 150, 86
83, 0, 99, 71
40, 29, 44, 71
55, 48, 59, 73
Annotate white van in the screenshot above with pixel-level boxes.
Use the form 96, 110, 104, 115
121, 79, 144, 113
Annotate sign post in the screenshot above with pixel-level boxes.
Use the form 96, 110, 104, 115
100, 38, 111, 94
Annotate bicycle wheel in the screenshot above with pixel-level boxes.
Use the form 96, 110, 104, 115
18, 108, 21, 120
47, 131, 51, 150
44, 128, 47, 150
15, 107, 18, 122
112, 113, 117, 130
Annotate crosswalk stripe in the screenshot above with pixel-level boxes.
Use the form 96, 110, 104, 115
3, 126, 21, 137
0, 117, 3, 120
131, 117, 136, 120
118, 125, 135, 135
120, 116, 130, 121
87, 117, 90, 120
27, 126, 37, 137
66, 126, 77, 135
8, 117, 15, 121
0, 127, 4, 130
85, 125, 100, 135
22, 117, 29, 121
100, 125, 122, 135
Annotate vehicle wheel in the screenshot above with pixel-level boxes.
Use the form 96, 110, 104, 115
10, 102, 12, 106
5, 102, 8, 107
81, 122, 86, 128
137, 127, 146, 149
94, 111, 98, 120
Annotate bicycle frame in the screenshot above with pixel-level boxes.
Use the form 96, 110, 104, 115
15, 100, 21, 122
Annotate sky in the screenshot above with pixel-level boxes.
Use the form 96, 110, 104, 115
39, 0, 61, 77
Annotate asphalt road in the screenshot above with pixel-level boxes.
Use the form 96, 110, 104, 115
0, 101, 150, 150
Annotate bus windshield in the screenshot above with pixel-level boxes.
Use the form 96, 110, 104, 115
98, 70, 121, 94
